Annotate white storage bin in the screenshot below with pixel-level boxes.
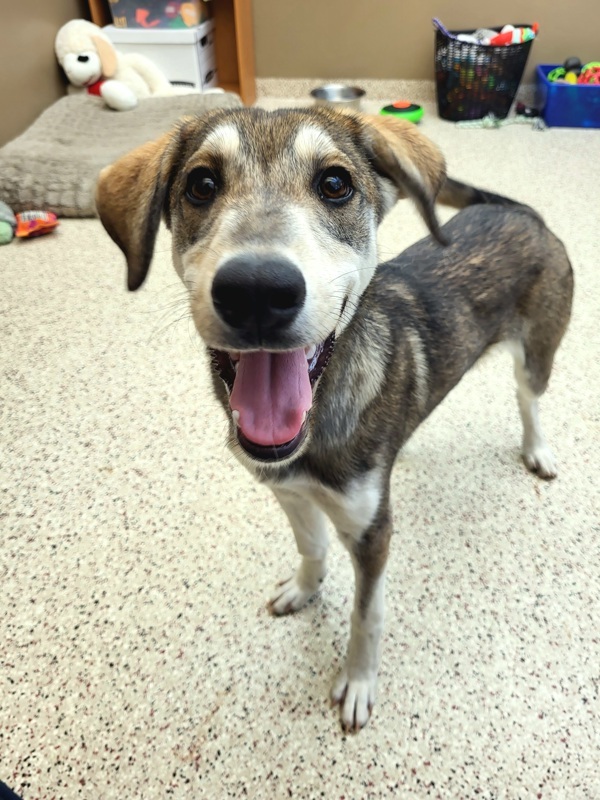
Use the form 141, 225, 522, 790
103, 21, 218, 91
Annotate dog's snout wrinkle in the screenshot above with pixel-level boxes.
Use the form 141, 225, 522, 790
212, 254, 306, 339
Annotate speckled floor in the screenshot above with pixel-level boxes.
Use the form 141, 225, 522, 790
1, 90, 599, 800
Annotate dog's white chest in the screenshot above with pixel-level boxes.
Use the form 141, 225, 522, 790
273, 468, 382, 541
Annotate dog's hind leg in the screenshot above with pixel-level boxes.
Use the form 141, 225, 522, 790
510, 236, 573, 479
510, 339, 558, 479
268, 487, 329, 615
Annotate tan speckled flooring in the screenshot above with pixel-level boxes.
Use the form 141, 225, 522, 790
1, 89, 600, 799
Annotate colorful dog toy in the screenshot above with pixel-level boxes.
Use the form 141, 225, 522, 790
380, 101, 424, 124
579, 62, 600, 84
15, 211, 60, 239
548, 59, 600, 85
434, 18, 539, 47
488, 24, 538, 46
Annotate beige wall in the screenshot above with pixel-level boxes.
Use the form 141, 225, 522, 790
252, 0, 599, 82
0, 0, 89, 146
1, 0, 595, 144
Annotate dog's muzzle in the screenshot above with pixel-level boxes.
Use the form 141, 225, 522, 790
209, 254, 336, 462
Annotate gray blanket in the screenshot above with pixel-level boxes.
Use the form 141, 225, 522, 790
0, 92, 242, 218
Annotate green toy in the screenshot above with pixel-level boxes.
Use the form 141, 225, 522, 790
0, 200, 17, 244
380, 101, 424, 124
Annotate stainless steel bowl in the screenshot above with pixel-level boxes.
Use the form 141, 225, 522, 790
310, 84, 366, 111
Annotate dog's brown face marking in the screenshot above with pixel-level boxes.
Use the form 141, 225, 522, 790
96, 106, 447, 463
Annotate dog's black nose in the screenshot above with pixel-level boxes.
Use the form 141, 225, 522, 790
212, 255, 306, 337
77, 55, 90, 63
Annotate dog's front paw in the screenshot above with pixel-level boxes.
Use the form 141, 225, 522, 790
268, 557, 326, 616
268, 575, 317, 615
331, 670, 377, 732
523, 443, 557, 479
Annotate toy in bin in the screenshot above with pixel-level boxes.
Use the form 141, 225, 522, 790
436, 19, 540, 47
487, 24, 538, 46
548, 58, 600, 85
579, 63, 600, 84
380, 101, 424, 124
109, 0, 210, 29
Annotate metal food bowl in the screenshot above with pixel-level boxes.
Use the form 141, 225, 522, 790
310, 84, 366, 111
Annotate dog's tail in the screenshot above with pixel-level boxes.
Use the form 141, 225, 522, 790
438, 177, 518, 208
438, 177, 540, 217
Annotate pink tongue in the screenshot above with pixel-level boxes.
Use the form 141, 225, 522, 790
230, 349, 312, 446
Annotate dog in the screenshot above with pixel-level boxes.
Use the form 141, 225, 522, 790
95, 107, 573, 731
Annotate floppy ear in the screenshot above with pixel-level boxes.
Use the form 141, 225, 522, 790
92, 34, 118, 79
96, 128, 180, 290
356, 113, 448, 244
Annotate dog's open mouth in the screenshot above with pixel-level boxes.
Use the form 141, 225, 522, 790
210, 333, 335, 462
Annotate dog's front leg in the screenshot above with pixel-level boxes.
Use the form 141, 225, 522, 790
332, 507, 392, 732
268, 486, 329, 615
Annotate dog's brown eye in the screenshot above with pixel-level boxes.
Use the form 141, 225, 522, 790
186, 168, 218, 206
317, 167, 353, 204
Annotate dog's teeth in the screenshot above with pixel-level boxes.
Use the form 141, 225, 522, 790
232, 410, 240, 426
229, 351, 240, 362
305, 344, 316, 360
301, 411, 307, 424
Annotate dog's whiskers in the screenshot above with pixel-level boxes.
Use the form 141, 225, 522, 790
327, 265, 376, 286
148, 309, 193, 344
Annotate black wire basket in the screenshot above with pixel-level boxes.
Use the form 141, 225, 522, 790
434, 22, 536, 121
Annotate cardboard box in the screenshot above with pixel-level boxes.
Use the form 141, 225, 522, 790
104, 20, 217, 91
108, 0, 211, 29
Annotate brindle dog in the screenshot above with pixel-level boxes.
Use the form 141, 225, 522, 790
96, 108, 573, 731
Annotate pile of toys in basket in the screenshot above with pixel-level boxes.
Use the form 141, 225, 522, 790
433, 18, 600, 129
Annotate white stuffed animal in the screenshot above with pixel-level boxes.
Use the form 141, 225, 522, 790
55, 19, 177, 111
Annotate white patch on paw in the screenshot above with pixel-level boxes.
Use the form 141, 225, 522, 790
523, 444, 558, 479
331, 670, 377, 731
268, 574, 319, 615
268, 556, 326, 616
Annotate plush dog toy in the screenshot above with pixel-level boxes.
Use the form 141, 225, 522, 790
55, 19, 177, 111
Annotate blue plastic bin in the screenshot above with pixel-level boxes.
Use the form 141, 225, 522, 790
536, 65, 600, 128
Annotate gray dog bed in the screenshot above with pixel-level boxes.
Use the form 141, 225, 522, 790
0, 92, 242, 217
